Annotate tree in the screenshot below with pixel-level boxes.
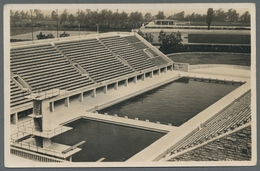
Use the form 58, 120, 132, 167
76, 10, 85, 26
158, 30, 182, 52
144, 33, 154, 43
128, 11, 143, 28
60, 9, 68, 26
12, 11, 21, 25
33, 9, 44, 20
20, 11, 29, 20
240, 11, 250, 23
227, 8, 239, 22
68, 14, 75, 26
174, 11, 185, 20
206, 8, 214, 30
144, 12, 153, 23
137, 30, 153, 43
156, 11, 165, 19
119, 11, 128, 28
51, 10, 58, 20
214, 8, 227, 22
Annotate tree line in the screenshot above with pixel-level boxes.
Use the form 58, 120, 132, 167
167, 8, 250, 23
10, 8, 250, 29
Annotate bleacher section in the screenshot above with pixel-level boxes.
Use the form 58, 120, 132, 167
123, 36, 141, 43
122, 36, 169, 66
150, 57, 170, 66
167, 90, 251, 157
100, 36, 157, 71
55, 39, 135, 83
10, 33, 171, 111
10, 80, 31, 108
169, 126, 251, 161
11, 44, 94, 93
131, 42, 150, 50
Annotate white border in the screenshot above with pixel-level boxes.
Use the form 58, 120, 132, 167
4, 3, 257, 167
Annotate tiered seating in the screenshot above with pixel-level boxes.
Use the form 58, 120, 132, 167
11, 44, 94, 93
10, 80, 31, 108
150, 57, 169, 66
100, 36, 156, 71
169, 126, 251, 161
123, 35, 169, 66
55, 39, 134, 83
170, 91, 251, 155
131, 42, 150, 50
147, 48, 159, 56
123, 36, 141, 43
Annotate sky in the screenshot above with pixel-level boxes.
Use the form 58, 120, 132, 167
8, 3, 252, 17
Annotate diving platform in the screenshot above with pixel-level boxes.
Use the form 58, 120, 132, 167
25, 88, 67, 100
18, 123, 72, 138
12, 88, 84, 161
11, 140, 82, 159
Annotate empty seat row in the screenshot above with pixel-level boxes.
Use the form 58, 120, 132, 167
100, 36, 156, 71
55, 38, 135, 83
123, 36, 141, 43
130, 42, 149, 50
10, 44, 95, 106
10, 80, 31, 108
168, 126, 251, 161
170, 91, 251, 155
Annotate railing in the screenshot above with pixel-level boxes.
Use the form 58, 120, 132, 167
10, 139, 67, 159
17, 119, 33, 128
11, 147, 65, 162
143, 49, 154, 58
173, 62, 189, 72
18, 124, 72, 138
17, 119, 72, 138
11, 132, 31, 141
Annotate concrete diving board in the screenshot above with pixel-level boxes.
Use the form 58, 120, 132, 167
25, 88, 68, 100
96, 157, 105, 162
62, 141, 86, 154
18, 125, 73, 138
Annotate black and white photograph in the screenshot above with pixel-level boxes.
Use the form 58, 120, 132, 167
4, 3, 256, 167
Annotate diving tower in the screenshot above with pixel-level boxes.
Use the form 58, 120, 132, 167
11, 89, 85, 161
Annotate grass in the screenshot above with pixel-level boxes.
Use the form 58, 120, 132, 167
167, 53, 251, 66
188, 34, 250, 44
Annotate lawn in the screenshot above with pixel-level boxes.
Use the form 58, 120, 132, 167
167, 53, 251, 66
188, 34, 250, 44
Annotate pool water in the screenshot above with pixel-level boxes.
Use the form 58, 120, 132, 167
100, 78, 240, 126
52, 119, 165, 162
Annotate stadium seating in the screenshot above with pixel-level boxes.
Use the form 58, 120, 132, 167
100, 36, 157, 71
169, 126, 251, 161
11, 44, 94, 93
10, 80, 31, 108
123, 36, 141, 43
122, 36, 169, 66
55, 39, 135, 83
169, 91, 251, 155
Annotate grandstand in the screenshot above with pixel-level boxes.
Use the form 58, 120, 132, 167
8, 31, 253, 164
160, 90, 251, 161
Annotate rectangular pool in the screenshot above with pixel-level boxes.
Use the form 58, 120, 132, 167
100, 77, 240, 126
52, 118, 165, 162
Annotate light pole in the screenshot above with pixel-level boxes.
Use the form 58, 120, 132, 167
56, 9, 58, 38
78, 23, 80, 36
30, 9, 33, 41
96, 24, 99, 34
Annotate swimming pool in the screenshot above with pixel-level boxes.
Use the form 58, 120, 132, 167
100, 77, 240, 126
52, 118, 165, 162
